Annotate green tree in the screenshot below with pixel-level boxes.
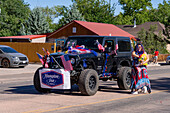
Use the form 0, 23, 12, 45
114, 13, 134, 25
138, 25, 168, 54
149, 0, 170, 26
40, 6, 64, 31
117, 0, 152, 25
58, 3, 85, 27
165, 26, 170, 39
21, 7, 52, 35
0, 0, 30, 36
119, 0, 152, 16
72, 0, 115, 24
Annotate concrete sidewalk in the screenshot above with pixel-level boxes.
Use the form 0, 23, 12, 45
147, 61, 166, 67
0, 63, 41, 76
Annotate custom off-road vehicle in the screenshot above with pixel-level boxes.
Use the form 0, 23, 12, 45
34, 36, 132, 96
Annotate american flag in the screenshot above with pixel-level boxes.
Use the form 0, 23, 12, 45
67, 41, 70, 47
72, 42, 75, 47
36, 52, 49, 68
46, 49, 50, 56
114, 42, 118, 55
68, 46, 91, 54
42, 48, 47, 55
60, 54, 73, 71
67, 46, 98, 56
96, 40, 105, 52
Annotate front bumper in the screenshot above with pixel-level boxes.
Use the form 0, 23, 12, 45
166, 59, 170, 64
10, 58, 29, 67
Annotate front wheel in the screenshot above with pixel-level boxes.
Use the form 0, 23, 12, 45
78, 69, 99, 96
117, 67, 131, 90
33, 67, 51, 93
1, 59, 10, 68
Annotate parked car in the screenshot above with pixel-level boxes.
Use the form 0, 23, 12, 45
166, 56, 170, 64
0, 45, 29, 68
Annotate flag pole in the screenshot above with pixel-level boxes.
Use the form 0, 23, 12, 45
51, 56, 64, 69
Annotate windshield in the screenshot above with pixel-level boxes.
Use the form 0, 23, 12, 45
0, 47, 19, 53
65, 37, 104, 51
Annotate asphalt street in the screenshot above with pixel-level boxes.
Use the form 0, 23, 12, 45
0, 63, 170, 113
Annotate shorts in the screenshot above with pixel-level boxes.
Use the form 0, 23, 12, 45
154, 56, 158, 59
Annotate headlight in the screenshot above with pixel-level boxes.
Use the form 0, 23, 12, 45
70, 58, 76, 64
11, 56, 19, 61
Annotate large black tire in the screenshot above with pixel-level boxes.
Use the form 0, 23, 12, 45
33, 67, 51, 93
117, 67, 131, 90
78, 69, 99, 96
1, 58, 10, 68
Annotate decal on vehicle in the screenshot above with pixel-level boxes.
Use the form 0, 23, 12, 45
39, 69, 71, 89
41, 70, 64, 87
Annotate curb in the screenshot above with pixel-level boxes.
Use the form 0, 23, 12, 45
148, 64, 161, 67
147, 61, 166, 66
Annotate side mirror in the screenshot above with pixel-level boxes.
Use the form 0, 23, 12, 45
105, 47, 112, 53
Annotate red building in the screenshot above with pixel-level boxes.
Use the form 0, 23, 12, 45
47, 20, 135, 43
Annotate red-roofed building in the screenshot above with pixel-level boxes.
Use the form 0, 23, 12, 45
47, 20, 135, 43
0, 35, 47, 43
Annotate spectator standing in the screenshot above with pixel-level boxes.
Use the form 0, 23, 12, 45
154, 49, 159, 64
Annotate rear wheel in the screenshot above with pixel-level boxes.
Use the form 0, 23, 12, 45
1, 59, 10, 68
33, 67, 51, 93
117, 67, 131, 90
78, 69, 99, 96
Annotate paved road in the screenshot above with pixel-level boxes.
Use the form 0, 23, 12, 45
0, 64, 170, 113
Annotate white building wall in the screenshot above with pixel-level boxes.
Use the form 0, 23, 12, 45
31, 37, 46, 43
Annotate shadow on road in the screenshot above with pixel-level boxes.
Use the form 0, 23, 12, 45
0, 66, 25, 69
159, 63, 170, 66
98, 86, 130, 94
3, 83, 130, 96
150, 77, 170, 93
3, 84, 83, 96
3, 77, 170, 95
3, 85, 40, 94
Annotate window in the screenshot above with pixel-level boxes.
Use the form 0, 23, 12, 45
65, 37, 104, 51
0, 50, 3, 54
0, 47, 18, 53
72, 27, 76, 33
104, 40, 114, 50
118, 39, 131, 52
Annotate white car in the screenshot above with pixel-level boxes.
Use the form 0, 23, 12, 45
166, 56, 170, 64
0, 45, 29, 68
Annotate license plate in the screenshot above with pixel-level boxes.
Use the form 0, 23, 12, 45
23, 61, 26, 63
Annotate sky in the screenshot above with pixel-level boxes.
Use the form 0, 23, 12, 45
24, 0, 167, 23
